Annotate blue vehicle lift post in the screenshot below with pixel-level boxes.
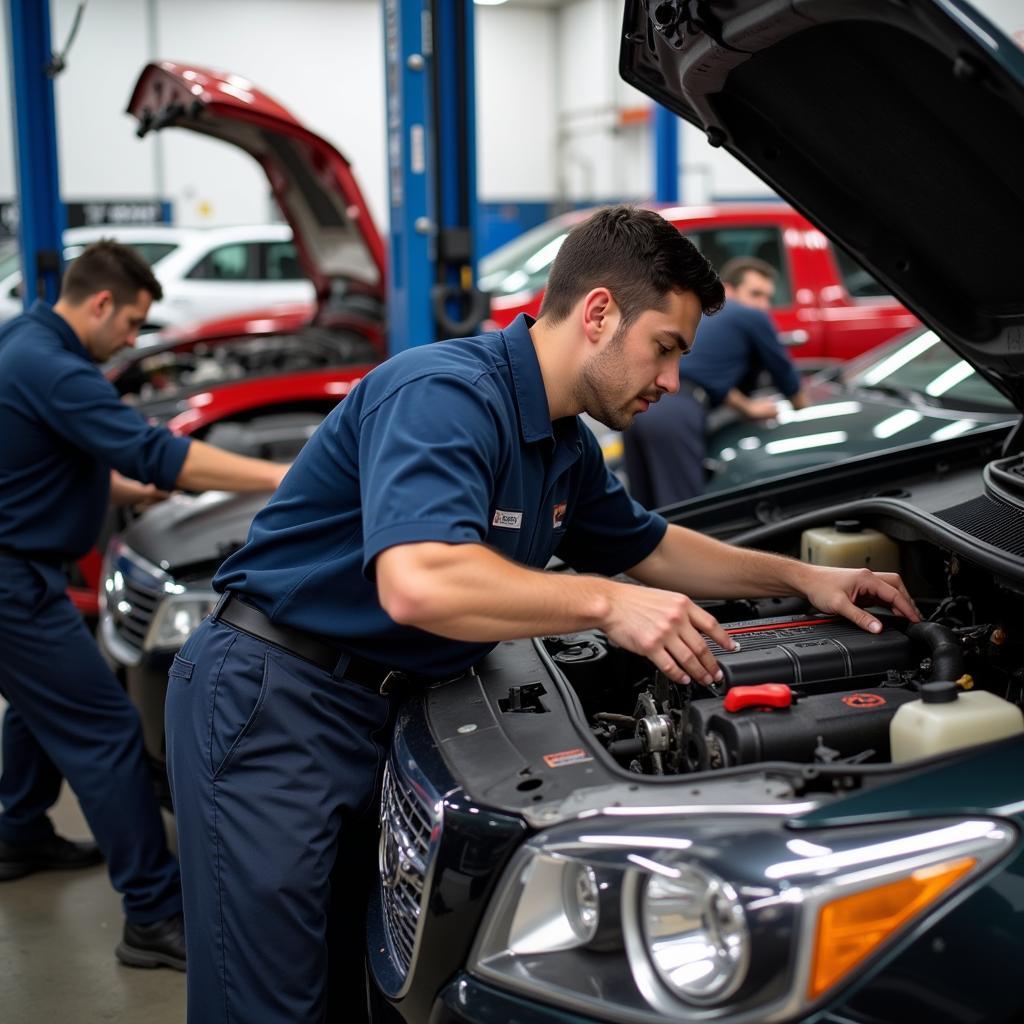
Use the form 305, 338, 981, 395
5, 0, 66, 307
654, 103, 680, 204
383, 0, 486, 354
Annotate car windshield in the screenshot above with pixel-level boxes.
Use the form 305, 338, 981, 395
846, 329, 1013, 412
478, 219, 571, 297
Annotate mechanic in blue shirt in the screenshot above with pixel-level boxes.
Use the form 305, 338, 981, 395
165, 207, 919, 1024
0, 241, 288, 970
623, 256, 809, 508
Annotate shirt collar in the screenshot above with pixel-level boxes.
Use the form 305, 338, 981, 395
501, 313, 580, 451
28, 300, 92, 362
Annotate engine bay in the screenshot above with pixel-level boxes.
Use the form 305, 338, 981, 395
112, 325, 377, 405
541, 539, 1024, 781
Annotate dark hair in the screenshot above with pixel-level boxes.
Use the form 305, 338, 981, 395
719, 256, 777, 288
60, 239, 163, 305
539, 205, 724, 326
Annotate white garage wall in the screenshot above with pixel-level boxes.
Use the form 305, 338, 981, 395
554, 0, 770, 205
2, 0, 1021, 229
154, 0, 387, 226
0, 0, 561, 230
475, 4, 558, 199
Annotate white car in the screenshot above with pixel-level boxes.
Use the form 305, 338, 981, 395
0, 223, 315, 331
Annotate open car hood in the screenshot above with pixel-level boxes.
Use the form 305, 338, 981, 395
127, 62, 385, 306
620, 0, 1024, 409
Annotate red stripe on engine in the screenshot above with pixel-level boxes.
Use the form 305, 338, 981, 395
725, 617, 839, 636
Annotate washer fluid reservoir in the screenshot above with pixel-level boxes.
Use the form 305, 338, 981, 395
800, 519, 899, 571
890, 681, 1024, 762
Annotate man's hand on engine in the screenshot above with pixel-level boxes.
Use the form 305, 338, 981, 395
795, 565, 921, 633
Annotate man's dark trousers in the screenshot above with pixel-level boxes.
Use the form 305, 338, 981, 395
165, 615, 398, 1024
623, 388, 708, 509
0, 554, 181, 921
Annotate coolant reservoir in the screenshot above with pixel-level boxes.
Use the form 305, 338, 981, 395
890, 681, 1024, 762
800, 519, 900, 571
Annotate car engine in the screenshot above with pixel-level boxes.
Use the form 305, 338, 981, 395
543, 597, 1019, 777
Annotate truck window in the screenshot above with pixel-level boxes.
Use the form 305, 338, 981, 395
833, 246, 892, 299
682, 227, 792, 307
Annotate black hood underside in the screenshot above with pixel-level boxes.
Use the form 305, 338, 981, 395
620, 0, 1024, 407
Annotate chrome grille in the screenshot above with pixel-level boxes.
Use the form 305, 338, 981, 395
99, 541, 171, 664
379, 761, 438, 977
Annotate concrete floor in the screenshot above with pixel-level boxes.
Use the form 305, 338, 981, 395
0, 703, 186, 1023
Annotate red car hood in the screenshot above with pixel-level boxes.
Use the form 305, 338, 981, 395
127, 62, 385, 306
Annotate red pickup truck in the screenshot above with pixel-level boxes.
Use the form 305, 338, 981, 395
480, 202, 919, 366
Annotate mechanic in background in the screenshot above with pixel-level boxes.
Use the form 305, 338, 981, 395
623, 256, 809, 508
165, 207, 918, 1024
0, 241, 289, 971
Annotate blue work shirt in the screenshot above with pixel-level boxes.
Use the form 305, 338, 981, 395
0, 301, 192, 561
680, 300, 801, 407
215, 314, 667, 677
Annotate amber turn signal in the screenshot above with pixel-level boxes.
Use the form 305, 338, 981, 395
808, 856, 976, 1000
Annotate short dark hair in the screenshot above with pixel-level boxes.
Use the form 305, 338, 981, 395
60, 239, 163, 305
719, 256, 777, 289
539, 205, 724, 326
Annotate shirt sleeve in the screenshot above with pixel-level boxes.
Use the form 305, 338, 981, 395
359, 372, 501, 576
747, 309, 802, 398
555, 425, 667, 576
43, 355, 191, 490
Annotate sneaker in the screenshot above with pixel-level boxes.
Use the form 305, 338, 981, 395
0, 834, 103, 881
116, 912, 187, 971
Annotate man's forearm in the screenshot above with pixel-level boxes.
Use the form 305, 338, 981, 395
175, 439, 288, 493
377, 542, 614, 642
626, 522, 810, 598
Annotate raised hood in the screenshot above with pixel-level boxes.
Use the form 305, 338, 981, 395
620, 0, 1024, 408
127, 62, 385, 303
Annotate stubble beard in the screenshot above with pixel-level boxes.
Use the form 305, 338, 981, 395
573, 323, 640, 431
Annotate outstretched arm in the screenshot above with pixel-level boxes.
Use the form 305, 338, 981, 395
174, 439, 289, 493
376, 541, 739, 687
626, 522, 921, 632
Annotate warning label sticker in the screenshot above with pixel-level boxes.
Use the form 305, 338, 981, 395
543, 748, 593, 768
841, 692, 887, 708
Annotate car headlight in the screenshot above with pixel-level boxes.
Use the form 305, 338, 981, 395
642, 865, 748, 1004
506, 857, 600, 954
144, 589, 218, 652
471, 816, 1014, 1023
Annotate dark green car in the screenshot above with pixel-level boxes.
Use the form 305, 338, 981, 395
705, 327, 1016, 492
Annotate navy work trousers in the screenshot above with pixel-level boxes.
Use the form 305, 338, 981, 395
622, 388, 708, 510
165, 616, 397, 1024
0, 555, 181, 922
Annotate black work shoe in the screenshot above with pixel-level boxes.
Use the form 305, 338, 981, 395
116, 912, 187, 971
0, 834, 103, 881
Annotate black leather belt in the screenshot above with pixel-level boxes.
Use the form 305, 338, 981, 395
213, 593, 409, 694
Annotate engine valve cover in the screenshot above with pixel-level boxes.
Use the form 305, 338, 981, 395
709, 615, 915, 690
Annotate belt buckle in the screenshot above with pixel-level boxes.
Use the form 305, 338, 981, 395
380, 670, 407, 696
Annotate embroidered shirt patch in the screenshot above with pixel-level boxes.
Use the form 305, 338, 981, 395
492, 509, 523, 529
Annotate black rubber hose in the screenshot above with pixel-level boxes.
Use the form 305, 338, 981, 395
907, 621, 964, 681
607, 737, 644, 759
